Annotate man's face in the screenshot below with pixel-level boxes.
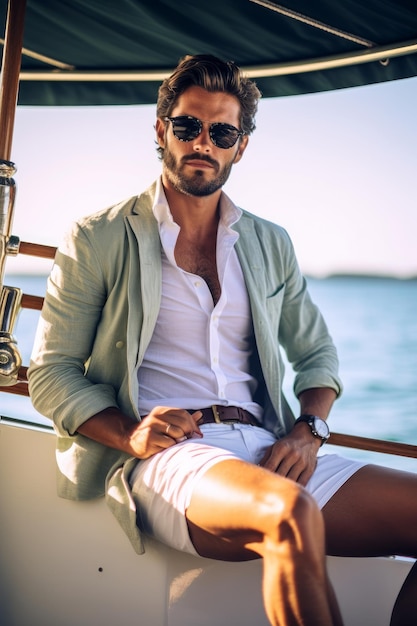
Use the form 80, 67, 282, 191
156, 86, 248, 197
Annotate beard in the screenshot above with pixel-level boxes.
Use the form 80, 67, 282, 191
162, 143, 235, 197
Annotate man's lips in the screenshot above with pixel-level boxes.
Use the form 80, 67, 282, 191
183, 155, 217, 170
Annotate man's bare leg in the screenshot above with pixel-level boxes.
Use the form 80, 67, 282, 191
322, 464, 417, 625
186, 459, 343, 626
391, 562, 417, 626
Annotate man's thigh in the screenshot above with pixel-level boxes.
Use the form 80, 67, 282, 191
322, 464, 417, 558
186, 452, 363, 560
186, 456, 306, 560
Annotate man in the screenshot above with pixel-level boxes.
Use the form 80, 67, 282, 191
29, 55, 417, 625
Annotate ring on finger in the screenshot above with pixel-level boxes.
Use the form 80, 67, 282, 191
165, 423, 171, 435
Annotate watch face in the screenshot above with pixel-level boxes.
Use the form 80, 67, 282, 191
313, 417, 329, 438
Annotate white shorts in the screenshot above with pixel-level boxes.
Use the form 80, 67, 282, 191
129, 423, 366, 556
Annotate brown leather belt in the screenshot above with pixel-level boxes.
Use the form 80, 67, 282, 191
189, 405, 258, 426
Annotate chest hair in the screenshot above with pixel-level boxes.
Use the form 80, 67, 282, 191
175, 237, 221, 304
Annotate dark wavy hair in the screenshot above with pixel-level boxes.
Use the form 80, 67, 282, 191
156, 54, 261, 158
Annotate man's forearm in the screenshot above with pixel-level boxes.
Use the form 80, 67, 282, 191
77, 406, 203, 460
77, 407, 137, 455
298, 387, 337, 420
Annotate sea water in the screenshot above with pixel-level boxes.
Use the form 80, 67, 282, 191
1, 273, 416, 472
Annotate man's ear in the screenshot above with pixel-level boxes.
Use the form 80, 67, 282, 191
233, 135, 249, 164
155, 118, 165, 148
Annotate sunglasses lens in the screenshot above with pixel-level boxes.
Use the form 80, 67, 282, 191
170, 116, 201, 141
211, 123, 241, 149
167, 116, 242, 148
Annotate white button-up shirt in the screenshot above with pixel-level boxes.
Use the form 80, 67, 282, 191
137, 178, 262, 419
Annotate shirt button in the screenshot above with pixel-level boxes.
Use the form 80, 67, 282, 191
115, 341, 124, 349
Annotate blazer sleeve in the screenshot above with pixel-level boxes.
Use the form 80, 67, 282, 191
277, 231, 342, 398
28, 220, 118, 437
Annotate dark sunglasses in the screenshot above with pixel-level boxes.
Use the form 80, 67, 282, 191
164, 115, 245, 149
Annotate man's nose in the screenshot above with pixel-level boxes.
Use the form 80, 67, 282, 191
193, 124, 212, 152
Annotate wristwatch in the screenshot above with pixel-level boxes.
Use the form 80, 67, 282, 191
294, 414, 330, 446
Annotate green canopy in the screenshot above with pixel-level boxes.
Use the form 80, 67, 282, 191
2, 0, 417, 106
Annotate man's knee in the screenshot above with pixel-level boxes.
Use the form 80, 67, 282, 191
258, 481, 323, 555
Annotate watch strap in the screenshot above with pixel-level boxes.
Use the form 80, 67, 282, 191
294, 414, 330, 445
295, 414, 317, 425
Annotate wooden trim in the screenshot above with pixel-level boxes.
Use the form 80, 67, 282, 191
1, 381, 28, 396
329, 432, 417, 459
21, 293, 44, 310
19, 241, 57, 259
1, 366, 28, 395
18, 365, 28, 381
0, 0, 27, 160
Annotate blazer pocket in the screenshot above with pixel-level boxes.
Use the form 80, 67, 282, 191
265, 284, 285, 334
266, 282, 286, 300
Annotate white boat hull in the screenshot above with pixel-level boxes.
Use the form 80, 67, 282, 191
0, 419, 413, 626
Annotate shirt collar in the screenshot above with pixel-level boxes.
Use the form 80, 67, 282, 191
152, 176, 242, 229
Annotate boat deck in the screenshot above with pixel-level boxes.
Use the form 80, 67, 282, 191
0, 418, 413, 626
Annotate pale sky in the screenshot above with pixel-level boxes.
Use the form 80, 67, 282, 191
5, 75, 417, 277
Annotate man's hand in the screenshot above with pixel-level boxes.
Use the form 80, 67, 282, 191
259, 386, 336, 484
127, 406, 203, 459
258, 421, 321, 486
77, 406, 203, 460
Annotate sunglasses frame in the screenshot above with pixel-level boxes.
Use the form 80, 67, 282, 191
164, 115, 245, 149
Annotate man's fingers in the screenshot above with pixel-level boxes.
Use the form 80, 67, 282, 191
160, 409, 204, 442
189, 411, 203, 438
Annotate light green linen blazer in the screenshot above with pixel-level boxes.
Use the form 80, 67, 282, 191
28, 181, 341, 554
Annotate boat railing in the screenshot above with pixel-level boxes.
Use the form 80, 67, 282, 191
1, 241, 56, 397
1, 239, 417, 462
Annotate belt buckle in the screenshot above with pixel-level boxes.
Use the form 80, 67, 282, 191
211, 405, 222, 424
